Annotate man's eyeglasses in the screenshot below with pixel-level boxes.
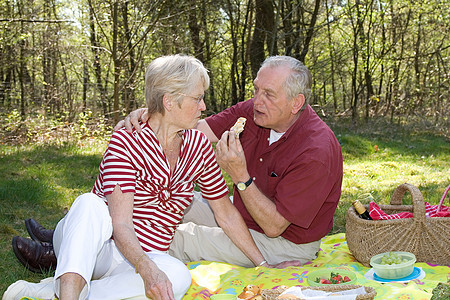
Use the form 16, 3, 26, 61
177, 93, 204, 104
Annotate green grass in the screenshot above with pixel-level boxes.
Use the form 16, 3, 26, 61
329, 120, 450, 235
0, 139, 109, 295
0, 119, 449, 295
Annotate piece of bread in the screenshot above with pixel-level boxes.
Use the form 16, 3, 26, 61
230, 117, 247, 138
238, 284, 262, 300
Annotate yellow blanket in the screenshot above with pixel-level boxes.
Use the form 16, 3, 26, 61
185, 233, 449, 299
20, 233, 449, 299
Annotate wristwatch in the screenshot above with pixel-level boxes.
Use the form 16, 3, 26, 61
236, 177, 253, 191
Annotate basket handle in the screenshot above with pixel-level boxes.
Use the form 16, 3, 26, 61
437, 183, 450, 212
389, 183, 426, 221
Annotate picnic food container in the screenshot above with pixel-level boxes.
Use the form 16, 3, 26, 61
346, 183, 450, 267
261, 285, 376, 300
306, 268, 357, 286
370, 251, 416, 279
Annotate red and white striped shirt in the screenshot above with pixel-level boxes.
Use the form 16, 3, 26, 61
92, 123, 229, 252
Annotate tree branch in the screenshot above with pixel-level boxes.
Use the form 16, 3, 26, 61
0, 18, 73, 23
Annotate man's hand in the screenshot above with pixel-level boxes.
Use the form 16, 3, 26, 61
269, 260, 303, 269
259, 260, 302, 269
215, 130, 248, 183
114, 108, 149, 133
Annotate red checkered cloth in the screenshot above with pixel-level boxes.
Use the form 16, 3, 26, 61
369, 201, 450, 220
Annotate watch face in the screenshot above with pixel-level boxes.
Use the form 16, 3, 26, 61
237, 182, 246, 191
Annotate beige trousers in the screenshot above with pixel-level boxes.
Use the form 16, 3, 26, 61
169, 192, 320, 267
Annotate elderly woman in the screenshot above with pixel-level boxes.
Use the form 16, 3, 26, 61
5, 55, 268, 300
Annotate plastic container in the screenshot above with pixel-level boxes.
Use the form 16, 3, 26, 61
307, 268, 357, 286
370, 251, 416, 279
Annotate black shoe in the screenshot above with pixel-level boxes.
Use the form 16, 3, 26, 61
12, 236, 57, 273
25, 218, 54, 243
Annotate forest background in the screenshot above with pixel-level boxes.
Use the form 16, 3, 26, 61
0, 0, 449, 136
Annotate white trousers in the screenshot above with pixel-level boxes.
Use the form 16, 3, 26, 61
52, 193, 191, 300
169, 192, 321, 267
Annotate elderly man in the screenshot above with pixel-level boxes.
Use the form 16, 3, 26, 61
17, 55, 343, 272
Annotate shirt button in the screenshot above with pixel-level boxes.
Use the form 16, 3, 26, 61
259, 158, 263, 162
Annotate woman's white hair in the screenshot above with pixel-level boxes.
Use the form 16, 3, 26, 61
145, 54, 209, 115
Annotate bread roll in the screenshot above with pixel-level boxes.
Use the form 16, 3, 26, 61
230, 117, 247, 138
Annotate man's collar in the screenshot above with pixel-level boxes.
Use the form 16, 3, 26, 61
278, 104, 311, 140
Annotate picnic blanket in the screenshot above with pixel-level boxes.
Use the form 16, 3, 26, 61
185, 233, 449, 299
20, 233, 449, 299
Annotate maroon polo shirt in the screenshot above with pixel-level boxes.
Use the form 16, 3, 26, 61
205, 99, 343, 244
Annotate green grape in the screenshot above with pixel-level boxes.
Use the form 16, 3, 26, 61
379, 252, 406, 265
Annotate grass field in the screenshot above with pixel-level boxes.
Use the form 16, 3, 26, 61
0, 118, 449, 295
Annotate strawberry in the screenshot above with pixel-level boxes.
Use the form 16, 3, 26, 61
331, 275, 341, 282
316, 272, 350, 285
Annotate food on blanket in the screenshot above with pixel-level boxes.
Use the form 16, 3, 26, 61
380, 252, 408, 265
314, 272, 352, 284
431, 282, 450, 300
370, 251, 416, 279
238, 284, 262, 300
230, 117, 247, 138
307, 269, 356, 286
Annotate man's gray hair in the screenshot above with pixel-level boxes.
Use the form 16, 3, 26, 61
261, 56, 312, 103
145, 54, 209, 115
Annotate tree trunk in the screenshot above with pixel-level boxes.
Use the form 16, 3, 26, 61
112, 0, 120, 124
250, 0, 273, 79
350, 1, 362, 124
376, 6, 387, 118
240, 0, 253, 103
83, 60, 88, 111
298, 0, 321, 62
201, 0, 217, 114
19, 33, 26, 120
281, 0, 293, 56
413, 13, 422, 112
42, 0, 51, 113
88, 0, 108, 117
325, 1, 337, 113
122, 0, 136, 114
226, 0, 239, 106
363, 0, 374, 122
188, 0, 204, 61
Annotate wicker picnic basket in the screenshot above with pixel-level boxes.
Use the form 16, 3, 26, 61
261, 285, 376, 300
346, 183, 450, 267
